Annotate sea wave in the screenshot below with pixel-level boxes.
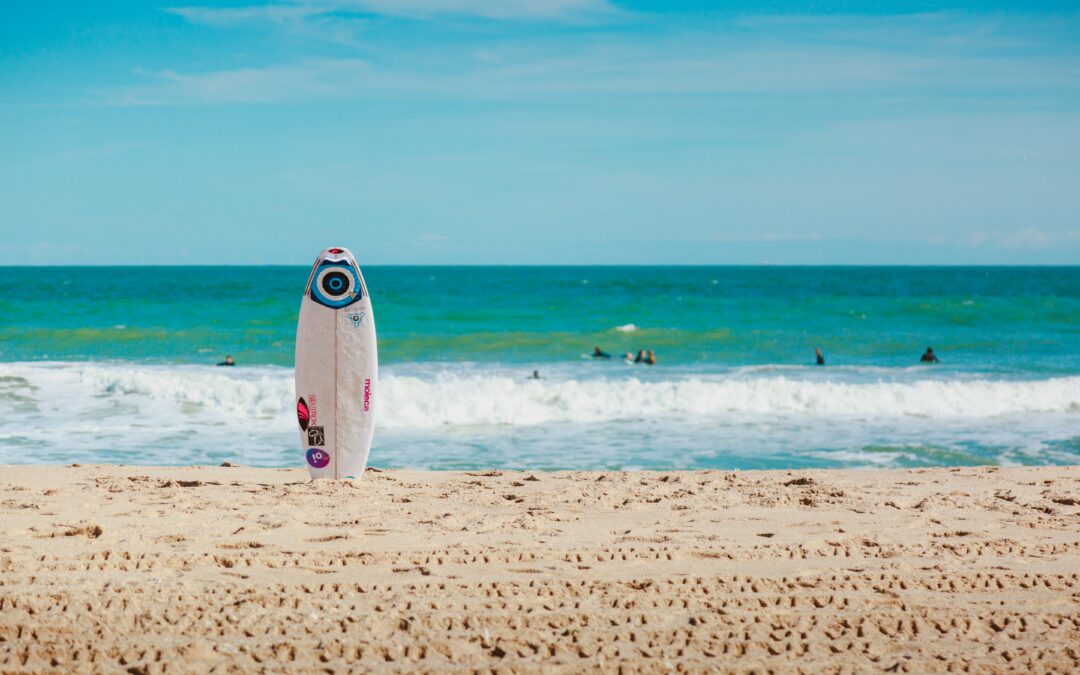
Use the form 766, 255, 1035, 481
3, 362, 1079, 431
381, 372, 1080, 427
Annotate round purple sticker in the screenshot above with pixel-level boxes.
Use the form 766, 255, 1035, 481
306, 448, 330, 469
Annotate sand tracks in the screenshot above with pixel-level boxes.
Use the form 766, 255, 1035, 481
1, 465, 1078, 672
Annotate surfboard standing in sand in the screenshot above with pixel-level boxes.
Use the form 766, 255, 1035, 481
294, 247, 378, 479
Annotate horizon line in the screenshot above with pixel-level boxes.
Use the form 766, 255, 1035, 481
3, 263, 1079, 268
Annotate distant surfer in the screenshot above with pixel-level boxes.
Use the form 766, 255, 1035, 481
217, 355, 235, 367
815, 348, 825, 366
634, 350, 646, 363
529, 370, 541, 379
592, 346, 612, 359
920, 347, 939, 364
645, 350, 657, 365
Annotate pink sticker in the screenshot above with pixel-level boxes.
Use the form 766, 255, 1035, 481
297, 398, 310, 431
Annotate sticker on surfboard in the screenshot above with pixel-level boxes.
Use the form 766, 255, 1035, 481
306, 448, 331, 469
297, 397, 310, 431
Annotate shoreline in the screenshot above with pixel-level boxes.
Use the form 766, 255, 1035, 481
5, 359, 1080, 472
2, 465, 1078, 671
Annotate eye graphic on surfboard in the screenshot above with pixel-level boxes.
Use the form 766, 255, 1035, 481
297, 398, 310, 431
295, 246, 378, 480
308, 259, 364, 309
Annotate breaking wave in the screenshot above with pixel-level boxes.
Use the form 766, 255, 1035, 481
3, 362, 1079, 431
381, 372, 1080, 427
2, 361, 1079, 468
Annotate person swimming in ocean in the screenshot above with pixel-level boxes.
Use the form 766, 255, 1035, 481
815, 348, 825, 366
634, 350, 645, 363
528, 370, 541, 379
592, 346, 612, 359
217, 355, 235, 367
920, 347, 939, 363
645, 350, 656, 365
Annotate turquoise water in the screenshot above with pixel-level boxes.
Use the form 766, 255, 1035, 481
3, 266, 1080, 370
1, 266, 1079, 469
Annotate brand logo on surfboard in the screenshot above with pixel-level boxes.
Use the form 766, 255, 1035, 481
306, 448, 330, 469
363, 379, 372, 412
297, 398, 309, 431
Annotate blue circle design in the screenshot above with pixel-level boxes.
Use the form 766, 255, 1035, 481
309, 263, 363, 309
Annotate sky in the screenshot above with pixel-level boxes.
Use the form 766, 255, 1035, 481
1, 1, 1079, 265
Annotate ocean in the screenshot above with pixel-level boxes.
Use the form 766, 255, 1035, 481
1, 266, 1078, 470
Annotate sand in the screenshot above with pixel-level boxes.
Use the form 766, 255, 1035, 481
0, 465, 1078, 673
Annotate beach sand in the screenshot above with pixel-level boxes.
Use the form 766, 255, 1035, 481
1, 465, 1078, 673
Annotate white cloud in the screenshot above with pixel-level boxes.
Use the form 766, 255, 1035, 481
103, 59, 372, 105
99, 9, 1080, 107
707, 232, 825, 243
166, 0, 615, 24
92, 51, 872, 106
164, 5, 319, 26
96, 38, 1080, 107
351, 0, 613, 20
966, 228, 1080, 251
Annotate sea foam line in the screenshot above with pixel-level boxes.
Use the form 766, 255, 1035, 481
1, 362, 1078, 430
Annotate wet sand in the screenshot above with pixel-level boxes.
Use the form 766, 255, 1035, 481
1, 465, 1078, 672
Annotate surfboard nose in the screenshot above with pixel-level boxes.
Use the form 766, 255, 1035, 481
320, 246, 354, 260
306, 247, 366, 309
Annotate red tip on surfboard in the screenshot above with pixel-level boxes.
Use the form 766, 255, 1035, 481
328, 248, 344, 254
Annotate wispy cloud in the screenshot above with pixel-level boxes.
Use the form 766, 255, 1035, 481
115, 9, 1080, 107
166, 0, 616, 25
164, 5, 320, 26
351, 0, 614, 20
966, 228, 1080, 251
25, 140, 156, 170
90, 53, 878, 106
105, 59, 373, 105
163, 4, 370, 46
95, 40, 1080, 107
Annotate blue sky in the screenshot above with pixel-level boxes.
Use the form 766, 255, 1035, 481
1, 1, 1079, 264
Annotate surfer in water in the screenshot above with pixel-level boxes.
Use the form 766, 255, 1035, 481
217, 355, 235, 367
645, 350, 657, 365
529, 370, 541, 379
815, 348, 825, 366
634, 350, 646, 363
920, 347, 940, 363
592, 346, 612, 359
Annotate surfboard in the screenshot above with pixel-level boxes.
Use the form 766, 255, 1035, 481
294, 247, 378, 479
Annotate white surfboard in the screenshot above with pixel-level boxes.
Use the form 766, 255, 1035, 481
294, 247, 378, 479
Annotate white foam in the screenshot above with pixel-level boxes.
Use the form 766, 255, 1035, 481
379, 372, 1080, 427
4, 362, 1080, 432
613, 323, 638, 332
2, 362, 1079, 469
